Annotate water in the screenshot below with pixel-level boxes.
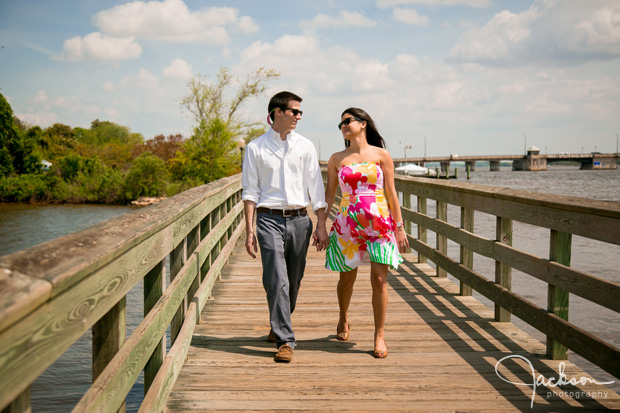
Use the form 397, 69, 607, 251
0, 204, 144, 411
1, 166, 618, 409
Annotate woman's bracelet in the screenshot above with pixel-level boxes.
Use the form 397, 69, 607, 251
395, 221, 403, 228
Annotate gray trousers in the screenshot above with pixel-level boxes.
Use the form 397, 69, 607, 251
256, 212, 313, 349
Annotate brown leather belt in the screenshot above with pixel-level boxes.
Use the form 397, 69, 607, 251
257, 207, 307, 217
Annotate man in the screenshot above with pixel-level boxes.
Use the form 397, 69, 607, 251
242, 91, 328, 363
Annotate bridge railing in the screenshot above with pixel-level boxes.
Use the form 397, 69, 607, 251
0, 174, 244, 412
395, 175, 620, 378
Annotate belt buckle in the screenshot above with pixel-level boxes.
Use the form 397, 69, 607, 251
282, 209, 294, 217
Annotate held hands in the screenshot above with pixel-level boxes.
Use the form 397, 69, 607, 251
312, 227, 329, 251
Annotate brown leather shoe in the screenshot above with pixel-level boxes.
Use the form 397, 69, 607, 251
267, 329, 276, 343
274, 344, 293, 363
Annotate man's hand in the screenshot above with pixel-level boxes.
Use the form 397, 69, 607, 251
312, 226, 329, 251
246, 232, 258, 258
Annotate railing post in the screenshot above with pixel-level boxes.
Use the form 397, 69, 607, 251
170, 239, 186, 344
417, 197, 427, 263
187, 226, 201, 302
402, 190, 411, 252
547, 229, 571, 360
201, 212, 211, 242
494, 216, 512, 322
460, 207, 474, 296
2, 387, 30, 413
143, 261, 165, 394
92, 297, 126, 412
436, 200, 447, 277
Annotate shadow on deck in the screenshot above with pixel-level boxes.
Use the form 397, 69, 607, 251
167, 229, 619, 411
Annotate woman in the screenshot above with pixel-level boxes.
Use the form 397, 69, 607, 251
323, 107, 409, 358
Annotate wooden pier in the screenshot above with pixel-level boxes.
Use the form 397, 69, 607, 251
166, 227, 619, 411
2, 173, 619, 412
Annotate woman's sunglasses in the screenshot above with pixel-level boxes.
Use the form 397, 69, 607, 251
338, 117, 362, 130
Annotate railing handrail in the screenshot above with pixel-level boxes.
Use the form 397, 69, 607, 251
394, 174, 620, 379
0, 174, 245, 411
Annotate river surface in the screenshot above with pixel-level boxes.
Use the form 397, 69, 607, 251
0, 165, 618, 410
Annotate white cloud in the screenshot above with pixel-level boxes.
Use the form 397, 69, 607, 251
120, 69, 160, 89
58, 32, 142, 61
301, 11, 377, 30
15, 112, 58, 127
54, 96, 100, 115
93, 0, 257, 45
32, 90, 48, 104
448, 1, 620, 66
393, 7, 429, 25
235, 30, 620, 157
163, 58, 193, 80
236, 16, 260, 33
377, 0, 490, 7
574, 7, 620, 50
102, 81, 116, 92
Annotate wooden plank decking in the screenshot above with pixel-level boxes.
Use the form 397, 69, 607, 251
167, 220, 619, 411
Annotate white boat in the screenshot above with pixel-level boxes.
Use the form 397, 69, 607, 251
395, 163, 436, 177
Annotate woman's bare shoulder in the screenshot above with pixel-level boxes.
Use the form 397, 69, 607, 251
328, 150, 349, 166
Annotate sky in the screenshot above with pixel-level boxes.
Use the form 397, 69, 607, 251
1, 0, 619, 160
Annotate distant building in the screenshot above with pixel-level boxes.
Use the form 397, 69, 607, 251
41, 159, 52, 171
527, 146, 540, 156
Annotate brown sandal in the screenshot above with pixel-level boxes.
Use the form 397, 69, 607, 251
373, 349, 388, 359
337, 323, 351, 341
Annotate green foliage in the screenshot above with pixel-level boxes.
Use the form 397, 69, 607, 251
124, 152, 169, 200
0, 173, 56, 202
0, 147, 14, 177
171, 119, 238, 183
0, 67, 279, 204
59, 153, 82, 181
79, 119, 144, 147
1, 93, 41, 177
52, 166, 126, 204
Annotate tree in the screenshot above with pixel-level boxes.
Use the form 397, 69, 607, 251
81, 119, 143, 147
175, 67, 279, 183
183, 67, 279, 128
0, 93, 41, 176
124, 152, 169, 200
171, 119, 238, 183
132, 133, 184, 164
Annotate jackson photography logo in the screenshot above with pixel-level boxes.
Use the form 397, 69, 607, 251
494, 355, 615, 409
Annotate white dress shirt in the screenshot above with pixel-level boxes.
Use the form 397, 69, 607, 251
242, 127, 327, 212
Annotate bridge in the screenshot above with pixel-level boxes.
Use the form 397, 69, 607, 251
392, 151, 619, 172
1, 174, 620, 411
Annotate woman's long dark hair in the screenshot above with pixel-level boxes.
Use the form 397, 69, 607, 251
341, 107, 387, 149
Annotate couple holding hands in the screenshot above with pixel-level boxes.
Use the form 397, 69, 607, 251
241, 91, 409, 363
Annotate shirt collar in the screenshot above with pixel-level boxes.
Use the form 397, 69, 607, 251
269, 127, 298, 143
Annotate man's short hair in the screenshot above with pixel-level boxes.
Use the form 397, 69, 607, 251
268, 91, 303, 121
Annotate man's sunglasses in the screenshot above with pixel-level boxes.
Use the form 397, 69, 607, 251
338, 117, 362, 130
283, 107, 303, 117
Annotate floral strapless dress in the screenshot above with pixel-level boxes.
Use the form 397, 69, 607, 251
325, 162, 403, 272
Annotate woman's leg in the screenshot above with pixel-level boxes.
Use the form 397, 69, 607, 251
337, 269, 357, 334
370, 262, 389, 354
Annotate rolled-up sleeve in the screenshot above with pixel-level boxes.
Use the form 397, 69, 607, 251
305, 143, 327, 212
241, 143, 260, 203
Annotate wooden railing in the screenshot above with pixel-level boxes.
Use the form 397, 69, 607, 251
0, 174, 244, 412
394, 175, 620, 378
